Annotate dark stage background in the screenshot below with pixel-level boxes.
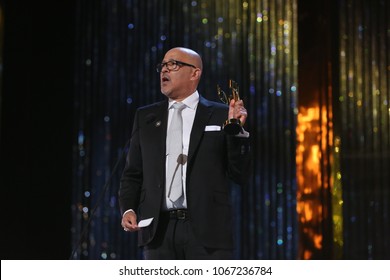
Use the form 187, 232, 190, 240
1, 0, 389, 260
0, 0, 74, 259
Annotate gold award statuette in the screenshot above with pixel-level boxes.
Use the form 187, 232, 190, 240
217, 80, 243, 135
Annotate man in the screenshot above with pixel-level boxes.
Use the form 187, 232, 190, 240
119, 47, 250, 259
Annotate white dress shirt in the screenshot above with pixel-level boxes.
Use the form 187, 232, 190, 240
163, 91, 199, 210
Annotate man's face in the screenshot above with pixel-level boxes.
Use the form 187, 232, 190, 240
160, 49, 197, 101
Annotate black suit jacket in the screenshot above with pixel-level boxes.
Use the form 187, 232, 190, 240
119, 95, 250, 249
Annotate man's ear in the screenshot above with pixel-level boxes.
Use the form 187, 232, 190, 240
191, 68, 202, 81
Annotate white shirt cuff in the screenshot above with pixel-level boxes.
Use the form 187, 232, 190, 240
123, 209, 135, 216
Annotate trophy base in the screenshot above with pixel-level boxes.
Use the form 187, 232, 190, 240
223, 119, 242, 135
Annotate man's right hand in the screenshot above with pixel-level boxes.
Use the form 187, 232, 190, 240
121, 211, 140, 232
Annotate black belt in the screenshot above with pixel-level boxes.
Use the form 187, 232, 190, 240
165, 209, 188, 220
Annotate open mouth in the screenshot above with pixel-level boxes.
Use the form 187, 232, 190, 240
161, 75, 170, 83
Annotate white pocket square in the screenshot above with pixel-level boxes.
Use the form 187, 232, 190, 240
204, 125, 221, 131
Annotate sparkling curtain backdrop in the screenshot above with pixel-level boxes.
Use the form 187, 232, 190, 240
72, 0, 298, 260
338, 0, 390, 259
296, 0, 389, 260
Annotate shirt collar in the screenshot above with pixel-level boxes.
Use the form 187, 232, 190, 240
168, 91, 199, 110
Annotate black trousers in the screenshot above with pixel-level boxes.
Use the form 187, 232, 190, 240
142, 211, 233, 260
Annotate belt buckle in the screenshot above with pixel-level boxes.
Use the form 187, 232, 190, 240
176, 209, 187, 220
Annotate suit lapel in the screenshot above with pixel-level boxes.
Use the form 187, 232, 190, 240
187, 96, 213, 165
154, 101, 169, 163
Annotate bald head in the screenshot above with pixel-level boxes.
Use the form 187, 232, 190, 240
166, 47, 203, 70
